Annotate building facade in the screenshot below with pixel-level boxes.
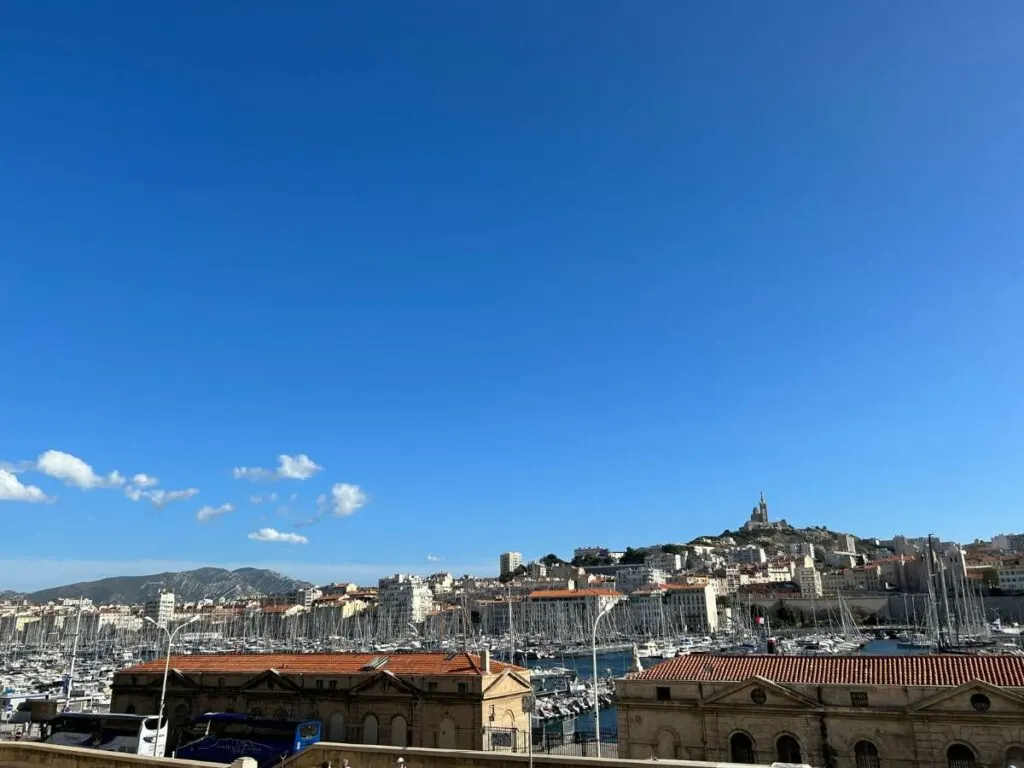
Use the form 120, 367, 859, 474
377, 576, 434, 626
616, 654, 1024, 768
499, 552, 523, 577
111, 651, 532, 752
143, 592, 175, 628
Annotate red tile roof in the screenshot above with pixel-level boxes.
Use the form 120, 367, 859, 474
122, 652, 522, 677
630, 654, 1024, 687
528, 589, 622, 599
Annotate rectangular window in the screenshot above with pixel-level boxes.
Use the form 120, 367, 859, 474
457, 682, 468, 694
316, 679, 324, 689
427, 681, 438, 692
850, 691, 869, 707
329, 680, 338, 690
656, 686, 671, 701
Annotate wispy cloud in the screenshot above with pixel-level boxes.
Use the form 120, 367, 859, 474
125, 486, 199, 509
233, 454, 322, 482
0, 469, 52, 503
36, 450, 124, 490
248, 527, 308, 544
196, 503, 234, 522
426, 554, 442, 562
250, 492, 279, 504
131, 474, 159, 488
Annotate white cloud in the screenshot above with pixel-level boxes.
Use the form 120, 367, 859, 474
196, 503, 234, 522
233, 454, 322, 482
125, 486, 199, 508
250, 492, 279, 504
0, 460, 33, 474
36, 450, 124, 490
132, 474, 159, 488
0, 469, 52, 503
248, 527, 308, 544
426, 554, 441, 562
331, 483, 368, 516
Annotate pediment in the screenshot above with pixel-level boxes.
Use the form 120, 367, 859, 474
701, 676, 822, 710
239, 669, 302, 693
350, 670, 421, 697
909, 680, 1024, 714
143, 669, 198, 690
482, 670, 533, 697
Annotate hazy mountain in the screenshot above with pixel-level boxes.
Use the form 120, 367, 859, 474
21, 567, 312, 605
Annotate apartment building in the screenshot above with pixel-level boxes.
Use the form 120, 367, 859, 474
378, 575, 434, 624
794, 565, 823, 597
525, 589, 622, 634
498, 552, 522, 577
143, 592, 175, 628
644, 551, 683, 572
616, 566, 667, 595
731, 545, 767, 565
996, 558, 1024, 593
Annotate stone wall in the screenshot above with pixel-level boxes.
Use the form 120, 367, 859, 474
283, 743, 762, 768
0, 742, 770, 768
0, 742, 221, 768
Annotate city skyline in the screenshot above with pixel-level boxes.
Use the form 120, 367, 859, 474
3, 4, 1023, 584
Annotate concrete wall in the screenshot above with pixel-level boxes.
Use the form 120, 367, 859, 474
0, 742, 222, 768
284, 743, 765, 768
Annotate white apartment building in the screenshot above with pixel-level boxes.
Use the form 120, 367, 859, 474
144, 592, 175, 628
644, 551, 683, 572
997, 560, 1024, 593
663, 584, 718, 634
731, 545, 766, 565
762, 562, 794, 582
377, 575, 434, 624
499, 551, 523, 577
795, 565, 823, 597
616, 566, 667, 595
824, 551, 858, 569
787, 542, 816, 559
835, 533, 856, 554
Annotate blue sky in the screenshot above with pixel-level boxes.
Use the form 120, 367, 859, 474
2, 3, 1023, 591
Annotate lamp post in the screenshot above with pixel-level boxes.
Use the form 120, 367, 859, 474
591, 600, 616, 758
144, 615, 200, 756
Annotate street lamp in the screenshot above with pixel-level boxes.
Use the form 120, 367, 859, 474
144, 615, 200, 756
591, 600, 617, 758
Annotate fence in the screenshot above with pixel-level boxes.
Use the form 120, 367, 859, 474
481, 727, 617, 759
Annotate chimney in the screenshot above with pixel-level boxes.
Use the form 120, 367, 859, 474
481, 647, 491, 673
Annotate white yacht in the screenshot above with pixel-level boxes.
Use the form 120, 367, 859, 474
636, 641, 659, 658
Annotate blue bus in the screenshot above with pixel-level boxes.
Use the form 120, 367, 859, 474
174, 713, 321, 768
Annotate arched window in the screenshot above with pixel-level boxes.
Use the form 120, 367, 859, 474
391, 715, 408, 747
948, 744, 977, 768
655, 729, 678, 760
328, 712, 346, 742
362, 713, 378, 745
438, 717, 456, 749
777, 734, 802, 764
855, 740, 880, 768
1007, 746, 1024, 768
730, 732, 755, 764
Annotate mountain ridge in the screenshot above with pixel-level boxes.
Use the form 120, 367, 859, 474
15, 567, 312, 605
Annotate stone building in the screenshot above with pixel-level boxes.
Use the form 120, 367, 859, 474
111, 651, 531, 752
616, 653, 1024, 768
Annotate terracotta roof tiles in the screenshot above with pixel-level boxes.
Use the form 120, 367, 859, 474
123, 651, 522, 677
528, 589, 622, 599
630, 654, 1024, 687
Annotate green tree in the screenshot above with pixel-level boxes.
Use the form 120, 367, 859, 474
661, 544, 687, 555
620, 547, 646, 565
540, 553, 563, 567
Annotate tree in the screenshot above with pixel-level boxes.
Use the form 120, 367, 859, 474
661, 544, 687, 555
540, 553, 563, 567
498, 564, 527, 583
620, 547, 646, 565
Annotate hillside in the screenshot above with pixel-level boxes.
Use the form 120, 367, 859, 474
21, 567, 311, 605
